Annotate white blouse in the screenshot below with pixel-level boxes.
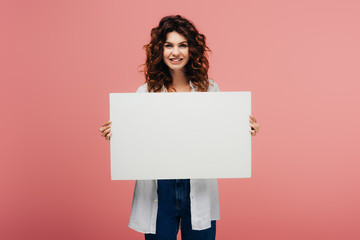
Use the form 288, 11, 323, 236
128, 79, 221, 234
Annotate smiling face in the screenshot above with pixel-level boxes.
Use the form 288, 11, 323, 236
162, 31, 190, 72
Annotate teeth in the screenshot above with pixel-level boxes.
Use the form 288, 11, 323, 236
171, 59, 182, 62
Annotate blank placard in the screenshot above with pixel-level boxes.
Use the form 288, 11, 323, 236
109, 92, 251, 180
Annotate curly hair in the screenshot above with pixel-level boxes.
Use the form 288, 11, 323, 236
138, 15, 213, 92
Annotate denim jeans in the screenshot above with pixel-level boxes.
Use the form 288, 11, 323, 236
145, 179, 216, 240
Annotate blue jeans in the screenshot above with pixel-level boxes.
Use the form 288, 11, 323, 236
145, 179, 216, 240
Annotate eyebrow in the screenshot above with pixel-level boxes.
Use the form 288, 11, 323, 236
164, 41, 188, 44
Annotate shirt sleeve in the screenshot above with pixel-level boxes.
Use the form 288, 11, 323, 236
208, 79, 220, 92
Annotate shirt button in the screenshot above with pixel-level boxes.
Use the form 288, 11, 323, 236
154, 199, 158, 203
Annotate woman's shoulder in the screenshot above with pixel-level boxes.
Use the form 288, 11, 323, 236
207, 78, 220, 92
136, 82, 149, 93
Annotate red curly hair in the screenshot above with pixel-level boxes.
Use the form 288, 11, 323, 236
138, 15, 213, 92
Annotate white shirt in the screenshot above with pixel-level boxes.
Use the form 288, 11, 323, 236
128, 79, 221, 234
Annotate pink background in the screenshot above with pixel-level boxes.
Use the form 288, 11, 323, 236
1, 0, 360, 239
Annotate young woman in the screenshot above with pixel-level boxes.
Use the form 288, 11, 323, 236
99, 15, 260, 240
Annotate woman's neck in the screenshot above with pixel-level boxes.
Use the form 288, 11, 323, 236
170, 69, 189, 88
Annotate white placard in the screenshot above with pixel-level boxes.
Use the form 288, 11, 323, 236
109, 92, 251, 180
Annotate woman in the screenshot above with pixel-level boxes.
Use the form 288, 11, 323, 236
99, 15, 260, 240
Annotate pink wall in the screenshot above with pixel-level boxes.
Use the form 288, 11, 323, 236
1, 0, 360, 239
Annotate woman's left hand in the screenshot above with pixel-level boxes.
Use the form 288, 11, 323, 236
249, 115, 260, 136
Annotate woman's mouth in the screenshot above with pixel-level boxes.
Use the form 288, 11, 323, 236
169, 58, 183, 64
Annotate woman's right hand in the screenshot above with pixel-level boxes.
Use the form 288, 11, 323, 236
99, 121, 112, 140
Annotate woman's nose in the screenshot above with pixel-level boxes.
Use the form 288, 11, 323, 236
172, 46, 180, 55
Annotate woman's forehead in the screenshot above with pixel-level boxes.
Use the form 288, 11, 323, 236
165, 31, 187, 43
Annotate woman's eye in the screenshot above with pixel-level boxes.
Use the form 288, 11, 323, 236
164, 44, 187, 48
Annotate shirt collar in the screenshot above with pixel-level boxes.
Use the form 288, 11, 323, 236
189, 81, 197, 92
162, 81, 197, 92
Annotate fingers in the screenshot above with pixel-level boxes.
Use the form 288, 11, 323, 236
249, 115, 260, 136
249, 115, 257, 123
99, 124, 111, 133
249, 123, 260, 132
249, 116, 256, 126
99, 121, 112, 140
249, 129, 256, 136
100, 121, 112, 132
103, 127, 112, 140
102, 127, 111, 137
249, 123, 255, 131
102, 120, 112, 127
106, 132, 112, 141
